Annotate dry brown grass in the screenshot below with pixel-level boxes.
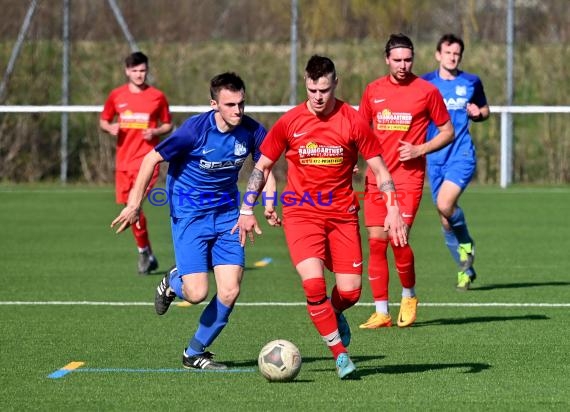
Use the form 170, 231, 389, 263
0, 40, 568, 183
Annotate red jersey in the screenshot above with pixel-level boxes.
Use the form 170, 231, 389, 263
101, 84, 171, 171
359, 74, 449, 188
261, 99, 382, 216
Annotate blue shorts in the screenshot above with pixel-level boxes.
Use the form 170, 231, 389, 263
427, 159, 476, 203
171, 208, 244, 275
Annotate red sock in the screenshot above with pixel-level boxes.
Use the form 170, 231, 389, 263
367, 238, 390, 301
131, 209, 151, 251
330, 285, 361, 312
392, 242, 415, 288
302, 278, 345, 359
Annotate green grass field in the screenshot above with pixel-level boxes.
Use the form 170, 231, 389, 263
1, 185, 569, 411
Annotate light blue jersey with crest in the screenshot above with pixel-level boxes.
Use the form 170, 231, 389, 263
422, 70, 488, 165
156, 110, 266, 217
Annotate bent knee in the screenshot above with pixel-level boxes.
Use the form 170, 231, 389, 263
338, 287, 361, 304
437, 201, 455, 218
217, 286, 241, 306
182, 285, 208, 304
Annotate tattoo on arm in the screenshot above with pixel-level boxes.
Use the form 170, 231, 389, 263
379, 180, 395, 192
243, 168, 266, 207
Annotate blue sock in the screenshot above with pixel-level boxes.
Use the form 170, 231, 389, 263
185, 295, 233, 356
448, 207, 473, 245
169, 268, 184, 299
443, 227, 475, 277
443, 228, 461, 266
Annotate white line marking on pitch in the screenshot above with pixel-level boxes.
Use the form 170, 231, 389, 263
1, 301, 569, 308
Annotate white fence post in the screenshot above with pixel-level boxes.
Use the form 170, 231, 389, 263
500, 111, 512, 188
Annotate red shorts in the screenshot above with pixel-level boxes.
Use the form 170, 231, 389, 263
283, 213, 363, 275
363, 175, 423, 227
115, 167, 159, 204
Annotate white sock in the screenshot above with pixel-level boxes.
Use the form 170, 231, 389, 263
402, 287, 415, 298
374, 300, 389, 314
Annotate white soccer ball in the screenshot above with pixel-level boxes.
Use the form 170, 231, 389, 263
258, 339, 302, 382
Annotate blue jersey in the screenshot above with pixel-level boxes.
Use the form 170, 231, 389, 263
155, 110, 266, 217
422, 70, 487, 165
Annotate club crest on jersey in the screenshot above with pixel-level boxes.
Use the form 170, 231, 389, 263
234, 141, 247, 156
455, 85, 467, 97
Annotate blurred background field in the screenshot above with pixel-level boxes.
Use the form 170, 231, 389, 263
0, 0, 569, 184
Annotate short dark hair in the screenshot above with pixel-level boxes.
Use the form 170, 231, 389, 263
436, 33, 465, 56
385, 33, 414, 57
125, 51, 148, 68
209, 72, 246, 100
304, 55, 336, 81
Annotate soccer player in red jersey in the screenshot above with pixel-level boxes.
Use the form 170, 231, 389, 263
233, 55, 407, 379
100, 51, 173, 274
358, 34, 454, 329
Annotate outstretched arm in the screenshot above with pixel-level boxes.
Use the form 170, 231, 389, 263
110, 149, 164, 233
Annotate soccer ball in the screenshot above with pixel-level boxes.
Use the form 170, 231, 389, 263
258, 339, 302, 382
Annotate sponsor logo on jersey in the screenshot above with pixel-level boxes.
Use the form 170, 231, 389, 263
199, 157, 246, 171
298, 142, 343, 165
444, 97, 468, 110
119, 110, 150, 129
293, 131, 309, 138
375, 108, 412, 131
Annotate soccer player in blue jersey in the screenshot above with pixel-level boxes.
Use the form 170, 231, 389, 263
111, 72, 278, 369
422, 34, 490, 290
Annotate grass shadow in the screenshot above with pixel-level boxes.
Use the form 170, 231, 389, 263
356, 362, 491, 377
414, 314, 549, 327
471, 281, 570, 291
